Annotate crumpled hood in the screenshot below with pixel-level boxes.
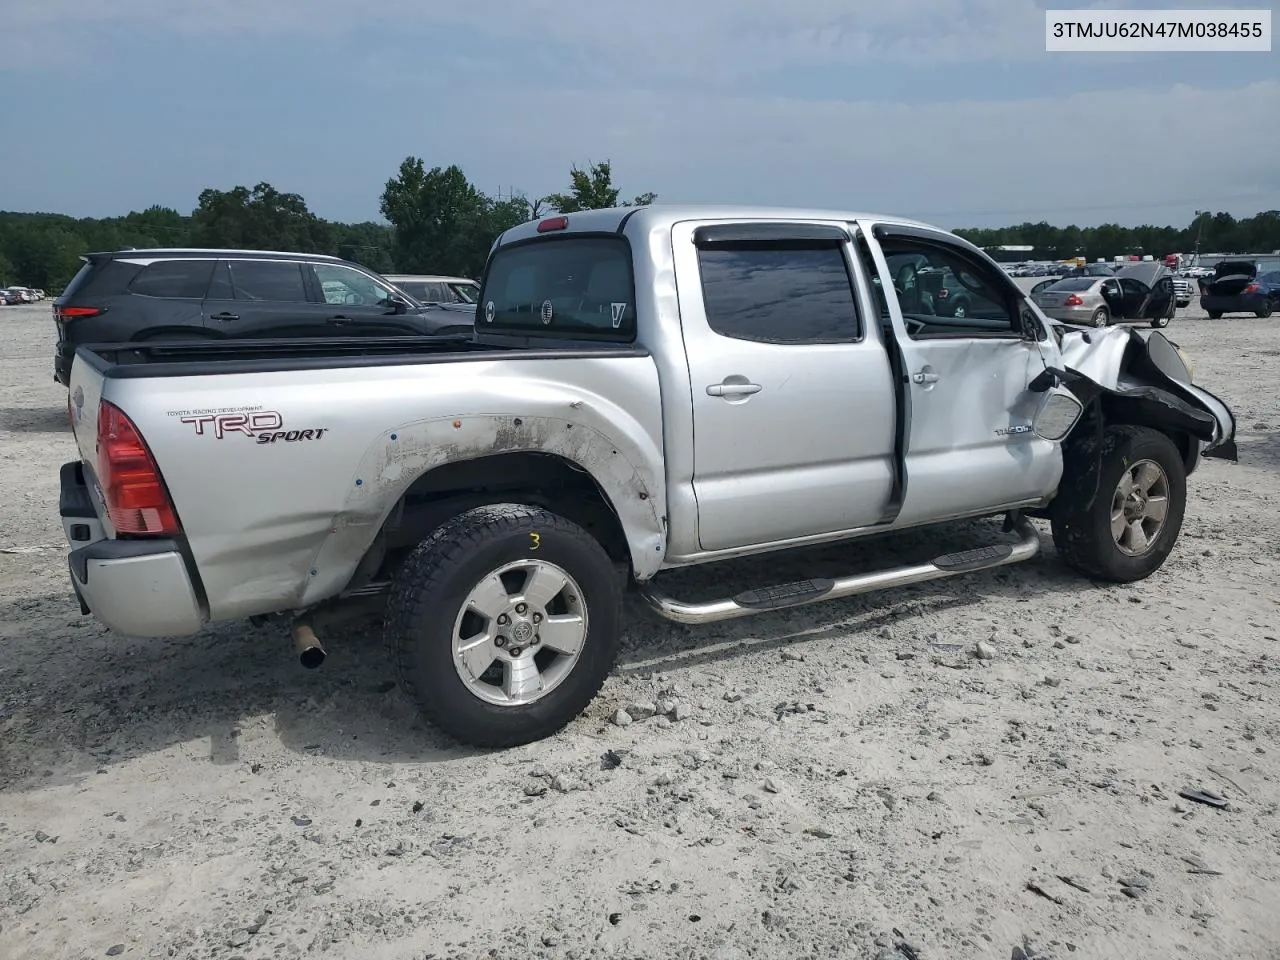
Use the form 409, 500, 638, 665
1050, 322, 1237, 460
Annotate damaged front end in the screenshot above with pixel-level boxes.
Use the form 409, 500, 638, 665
1036, 323, 1238, 466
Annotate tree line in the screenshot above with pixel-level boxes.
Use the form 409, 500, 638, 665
1, 155, 1277, 294
954, 210, 1280, 264
0, 159, 657, 294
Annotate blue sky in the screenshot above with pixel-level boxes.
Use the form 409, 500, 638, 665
1, 0, 1277, 230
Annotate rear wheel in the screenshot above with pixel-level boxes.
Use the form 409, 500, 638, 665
1090, 307, 1109, 327
1207, 310, 1222, 320
1051, 425, 1186, 583
384, 503, 623, 748
1256, 305, 1273, 319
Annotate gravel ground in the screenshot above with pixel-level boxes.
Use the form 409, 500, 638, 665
1, 301, 1278, 960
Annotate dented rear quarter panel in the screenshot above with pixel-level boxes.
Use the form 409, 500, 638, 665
94, 355, 666, 621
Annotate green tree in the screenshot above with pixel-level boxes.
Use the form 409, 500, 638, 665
543, 160, 656, 213
380, 158, 532, 277
190, 182, 334, 252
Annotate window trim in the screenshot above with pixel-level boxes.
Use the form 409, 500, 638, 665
126, 258, 217, 300
692, 222, 851, 247
475, 231, 639, 344
695, 238, 865, 346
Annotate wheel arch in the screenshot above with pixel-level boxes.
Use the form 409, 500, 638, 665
301, 413, 667, 605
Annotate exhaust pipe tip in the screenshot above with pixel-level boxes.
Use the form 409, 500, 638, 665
292, 621, 326, 669
299, 645, 326, 669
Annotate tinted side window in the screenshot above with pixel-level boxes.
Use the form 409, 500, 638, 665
128, 260, 215, 299
229, 261, 307, 302
697, 245, 860, 344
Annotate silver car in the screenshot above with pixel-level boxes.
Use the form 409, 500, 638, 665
1031, 262, 1175, 328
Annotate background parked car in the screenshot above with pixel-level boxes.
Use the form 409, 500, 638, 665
383, 274, 480, 305
51, 248, 477, 385
1171, 275, 1195, 306
1198, 259, 1276, 318
1030, 261, 1175, 328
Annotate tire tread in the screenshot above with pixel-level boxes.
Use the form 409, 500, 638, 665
1050, 424, 1186, 583
384, 503, 621, 748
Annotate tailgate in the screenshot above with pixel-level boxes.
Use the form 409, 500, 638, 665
68, 350, 107, 478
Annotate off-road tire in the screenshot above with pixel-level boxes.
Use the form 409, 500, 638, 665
1207, 310, 1222, 320
1090, 307, 1109, 327
384, 503, 623, 748
1050, 425, 1187, 583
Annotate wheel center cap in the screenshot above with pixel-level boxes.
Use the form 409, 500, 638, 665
511, 620, 534, 644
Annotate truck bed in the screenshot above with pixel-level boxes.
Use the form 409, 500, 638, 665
65, 333, 666, 631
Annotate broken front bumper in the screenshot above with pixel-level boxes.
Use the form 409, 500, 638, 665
60, 461, 204, 638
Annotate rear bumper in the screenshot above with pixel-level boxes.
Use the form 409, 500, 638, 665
54, 341, 72, 385
1199, 293, 1267, 314
60, 461, 204, 637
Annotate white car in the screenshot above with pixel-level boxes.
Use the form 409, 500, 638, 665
383, 274, 480, 305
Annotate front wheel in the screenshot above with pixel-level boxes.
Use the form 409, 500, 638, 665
384, 503, 623, 748
1151, 312, 1171, 328
1207, 310, 1222, 320
1051, 425, 1187, 583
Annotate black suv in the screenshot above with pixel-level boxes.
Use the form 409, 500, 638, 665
52, 248, 477, 384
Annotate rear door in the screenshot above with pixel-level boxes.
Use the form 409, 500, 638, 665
202, 259, 329, 338
857, 221, 1064, 527
1117, 277, 1151, 318
1145, 276, 1175, 318
672, 219, 899, 552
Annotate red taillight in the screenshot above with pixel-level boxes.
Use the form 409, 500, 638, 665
57, 306, 103, 321
1244, 283, 1260, 294
1064, 294, 1084, 306
97, 400, 180, 536
536, 216, 569, 233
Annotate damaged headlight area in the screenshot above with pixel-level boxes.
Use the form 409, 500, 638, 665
1033, 391, 1084, 442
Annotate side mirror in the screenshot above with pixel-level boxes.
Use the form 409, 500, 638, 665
1019, 306, 1045, 342
388, 295, 409, 314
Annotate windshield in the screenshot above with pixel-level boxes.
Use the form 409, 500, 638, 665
449, 281, 479, 304
479, 236, 635, 338
395, 280, 468, 304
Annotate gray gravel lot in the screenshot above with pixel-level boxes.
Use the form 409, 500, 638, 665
1, 301, 1278, 960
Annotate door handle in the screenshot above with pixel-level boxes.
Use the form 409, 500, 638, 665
210, 312, 239, 322
911, 370, 940, 384
327, 316, 349, 324
706, 382, 762, 398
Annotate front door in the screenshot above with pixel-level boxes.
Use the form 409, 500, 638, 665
305, 263, 426, 337
672, 220, 899, 553
857, 222, 1064, 527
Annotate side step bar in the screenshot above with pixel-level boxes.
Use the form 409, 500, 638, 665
637, 515, 1041, 625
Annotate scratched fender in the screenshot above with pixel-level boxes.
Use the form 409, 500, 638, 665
298, 411, 668, 605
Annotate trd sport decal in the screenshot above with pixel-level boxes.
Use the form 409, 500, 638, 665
178, 410, 327, 443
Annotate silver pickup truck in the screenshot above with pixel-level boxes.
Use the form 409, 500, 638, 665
60, 205, 1237, 748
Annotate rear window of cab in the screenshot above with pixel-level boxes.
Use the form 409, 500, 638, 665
478, 236, 636, 339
